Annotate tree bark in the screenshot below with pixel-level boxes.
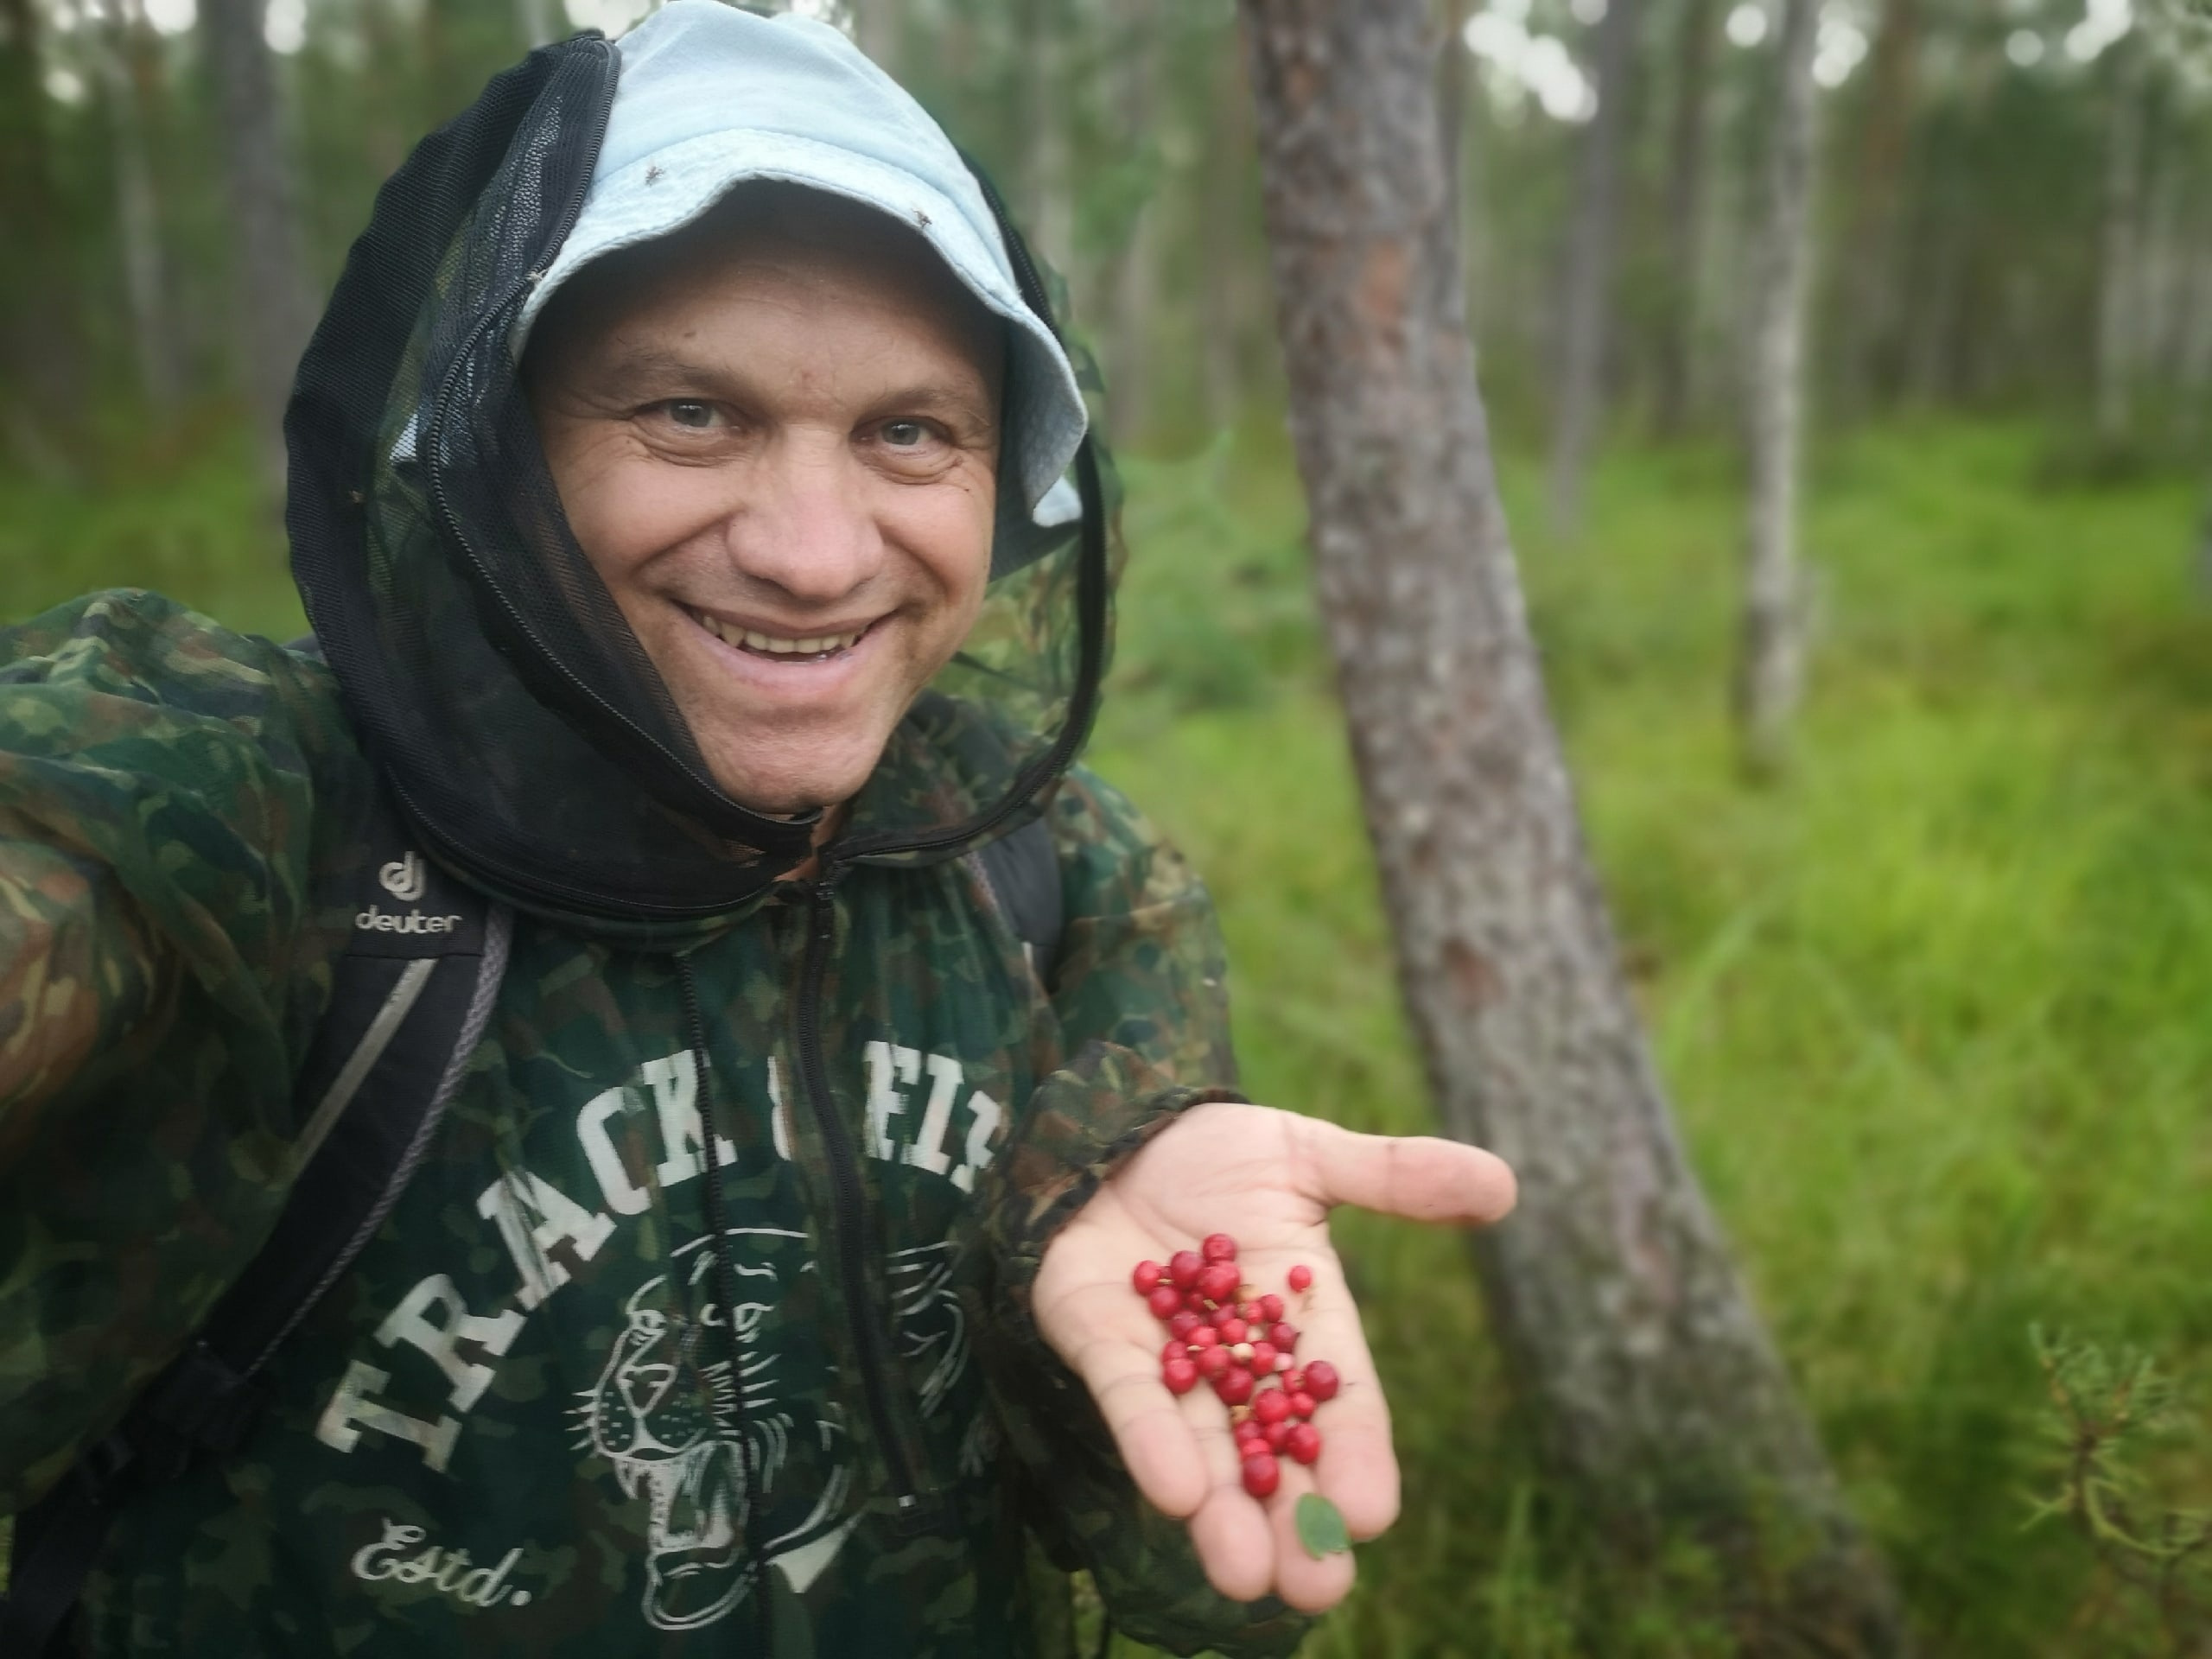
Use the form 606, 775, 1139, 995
1108, 0, 1161, 448
849, 0, 902, 79
1198, 35, 1252, 431
98, 0, 184, 420
2095, 36, 2147, 449
1546, 0, 1640, 538
0, 0, 86, 473
1735, 0, 1820, 777
204, 0, 316, 504
1652, 0, 1716, 440
1020, 0, 1076, 283
1234, 3, 1904, 1649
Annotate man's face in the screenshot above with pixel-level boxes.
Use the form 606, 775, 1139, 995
528, 191, 1003, 817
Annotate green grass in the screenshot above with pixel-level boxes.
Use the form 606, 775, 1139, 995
8, 415, 2210, 1654
1090, 418, 2212, 1656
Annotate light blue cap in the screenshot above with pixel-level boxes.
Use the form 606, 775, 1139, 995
512, 0, 1087, 520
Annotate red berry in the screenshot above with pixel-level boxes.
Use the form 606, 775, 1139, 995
1248, 1341, 1278, 1374
1162, 1338, 1187, 1363
1254, 1389, 1292, 1426
1264, 1420, 1292, 1451
1169, 1250, 1204, 1290
1269, 1322, 1299, 1352
1257, 1293, 1285, 1323
1241, 1452, 1281, 1497
1183, 1289, 1210, 1314
1202, 1232, 1239, 1264
1215, 1317, 1248, 1346
1287, 1264, 1313, 1293
1215, 1367, 1255, 1406
1304, 1361, 1340, 1402
1198, 1262, 1241, 1305
1186, 1325, 1220, 1351
1146, 1285, 1182, 1320
1286, 1423, 1322, 1465
1197, 1345, 1232, 1380
1290, 1391, 1318, 1419
1237, 1300, 1262, 1324
1167, 1312, 1200, 1340
1133, 1260, 1163, 1294
1163, 1357, 1198, 1395
1284, 1368, 1306, 1395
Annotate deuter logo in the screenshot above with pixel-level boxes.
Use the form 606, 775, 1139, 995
354, 905, 466, 936
379, 852, 427, 903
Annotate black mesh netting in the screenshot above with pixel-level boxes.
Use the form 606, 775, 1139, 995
289, 33, 1113, 923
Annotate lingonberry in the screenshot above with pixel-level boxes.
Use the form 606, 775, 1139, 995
1247, 1341, 1278, 1374
1264, 1420, 1292, 1452
1287, 1264, 1313, 1293
1162, 1338, 1186, 1365
1215, 1367, 1255, 1406
1183, 1289, 1210, 1315
1215, 1316, 1248, 1346
1167, 1312, 1201, 1340
1145, 1285, 1182, 1321
1254, 1389, 1292, 1427
1257, 1293, 1285, 1324
1241, 1452, 1281, 1498
1198, 1262, 1241, 1305
1162, 1357, 1198, 1395
1197, 1345, 1232, 1380
1169, 1249, 1204, 1290
1202, 1232, 1238, 1264
1237, 1300, 1262, 1325
1268, 1322, 1299, 1352
1187, 1325, 1220, 1350
1289, 1391, 1317, 1420
1133, 1260, 1164, 1294
1284, 1368, 1306, 1395
1303, 1361, 1340, 1402
1285, 1423, 1322, 1465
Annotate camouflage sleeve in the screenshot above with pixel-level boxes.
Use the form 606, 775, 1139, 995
978, 766, 1312, 1659
0, 591, 340, 1512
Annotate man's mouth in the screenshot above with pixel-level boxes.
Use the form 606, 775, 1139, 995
690, 610, 874, 663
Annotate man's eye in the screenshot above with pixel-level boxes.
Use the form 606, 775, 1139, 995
881, 420, 930, 448
664, 401, 719, 429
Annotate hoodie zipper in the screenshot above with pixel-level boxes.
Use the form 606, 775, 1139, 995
793, 861, 939, 1530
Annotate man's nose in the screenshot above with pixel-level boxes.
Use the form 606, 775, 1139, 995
720, 438, 883, 603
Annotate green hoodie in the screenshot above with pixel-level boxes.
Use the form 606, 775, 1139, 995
0, 590, 1308, 1657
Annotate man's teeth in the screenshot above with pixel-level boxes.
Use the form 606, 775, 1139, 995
700, 615, 864, 656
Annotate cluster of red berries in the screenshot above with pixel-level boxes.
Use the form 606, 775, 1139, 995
1133, 1234, 1342, 1499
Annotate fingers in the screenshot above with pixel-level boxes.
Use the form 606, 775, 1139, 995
1264, 1452, 1360, 1612
1296, 1121, 1516, 1227
1042, 1278, 1211, 1519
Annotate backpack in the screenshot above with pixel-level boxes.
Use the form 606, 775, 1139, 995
0, 779, 1062, 1656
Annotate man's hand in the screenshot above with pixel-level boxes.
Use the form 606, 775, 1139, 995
1031, 1103, 1516, 1614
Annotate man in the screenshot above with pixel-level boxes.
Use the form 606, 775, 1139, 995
0, 6, 1514, 1655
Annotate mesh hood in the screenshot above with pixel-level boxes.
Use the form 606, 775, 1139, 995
287, 33, 1114, 928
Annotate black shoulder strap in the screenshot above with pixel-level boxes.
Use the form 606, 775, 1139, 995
969, 815, 1065, 990
0, 783, 512, 1657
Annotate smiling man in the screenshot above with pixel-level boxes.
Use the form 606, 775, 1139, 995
0, 6, 1512, 1657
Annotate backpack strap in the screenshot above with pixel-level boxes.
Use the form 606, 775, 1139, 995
967, 815, 1065, 990
0, 785, 512, 1656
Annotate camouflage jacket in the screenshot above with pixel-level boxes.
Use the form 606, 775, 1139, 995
0, 591, 1311, 1657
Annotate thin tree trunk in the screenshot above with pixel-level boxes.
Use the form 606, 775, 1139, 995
849, 0, 903, 78
1832, 0, 1918, 417
1736, 0, 1821, 777
1020, 0, 1075, 283
516, 0, 557, 50
98, 0, 184, 419
0, 0, 86, 473
2095, 37, 2147, 449
204, 0, 316, 505
1234, 3, 1905, 1648
1198, 37, 1249, 430
1108, 0, 1161, 447
1547, 0, 1641, 538
1653, 0, 1716, 440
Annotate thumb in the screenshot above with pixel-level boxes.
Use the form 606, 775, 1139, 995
1296, 1119, 1517, 1226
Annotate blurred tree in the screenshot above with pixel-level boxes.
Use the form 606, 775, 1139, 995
1105, 0, 1160, 445
0, 0, 85, 476
1737, 0, 1821, 774
1236, 0, 1904, 1646
1831, 0, 1919, 416
92, 0, 183, 423
2095, 34, 2148, 448
204, 0, 315, 501
849, 0, 902, 78
1651, 0, 1715, 438
1548, 0, 1641, 537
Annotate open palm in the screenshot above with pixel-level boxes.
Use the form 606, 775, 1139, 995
1031, 1102, 1516, 1613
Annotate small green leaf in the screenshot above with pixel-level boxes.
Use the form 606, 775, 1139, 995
1295, 1492, 1351, 1558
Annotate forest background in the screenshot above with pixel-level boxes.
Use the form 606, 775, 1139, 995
4, 0, 2212, 1651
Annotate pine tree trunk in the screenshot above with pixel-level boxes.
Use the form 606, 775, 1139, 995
1198, 38, 1250, 431
99, 0, 184, 419
516, 0, 557, 50
1832, 0, 1918, 417
0, 0, 86, 474
1107, 0, 1160, 448
1546, 0, 1640, 538
1234, 3, 1905, 1648
1652, 0, 1715, 440
849, 0, 902, 79
204, 0, 315, 505
2095, 37, 2147, 450
1020, 0, 1075, 283
1735, 0, 1820, 778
